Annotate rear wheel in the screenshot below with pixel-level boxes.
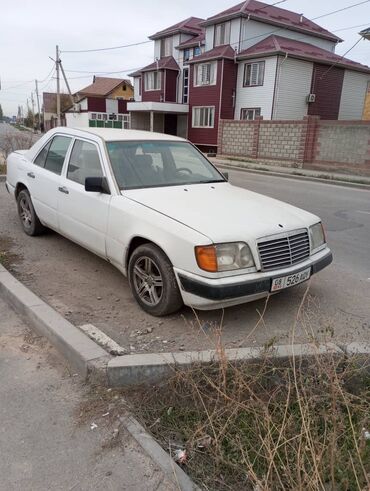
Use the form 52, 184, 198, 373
17, 189, 46, 236
128, 243, 183, 316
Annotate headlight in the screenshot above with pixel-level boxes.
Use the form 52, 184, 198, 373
309, 222, 326, 252
195, 242, 255, 272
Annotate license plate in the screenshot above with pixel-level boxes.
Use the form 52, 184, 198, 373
271, 267, 311, 292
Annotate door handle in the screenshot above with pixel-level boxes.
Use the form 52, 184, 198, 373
58, 186, 69, 195
27, 172, 35, 179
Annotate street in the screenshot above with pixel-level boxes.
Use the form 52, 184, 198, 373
0, 169, 369, 352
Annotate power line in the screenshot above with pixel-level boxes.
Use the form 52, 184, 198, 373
61, 39, 152, 54
312, 0, 370, 20
319, 36, 364, 78
333, 23, 370, 33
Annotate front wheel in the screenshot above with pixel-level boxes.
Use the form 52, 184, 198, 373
128, 244, 183, 316
17, 189, 46, 236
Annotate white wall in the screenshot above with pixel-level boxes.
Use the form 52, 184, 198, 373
339, 70, 370, 120
133, 77, 142, 102
240, 19, 336, 52
230, 18, 241, 50
273, 57, 313, 120
234, 56, 277, 120
65, 112, 89, 128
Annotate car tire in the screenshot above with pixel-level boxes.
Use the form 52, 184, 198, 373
128, 243, 183, 317
17, 189, 46, 236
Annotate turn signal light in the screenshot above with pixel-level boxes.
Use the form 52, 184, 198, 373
195, 245, 218, 272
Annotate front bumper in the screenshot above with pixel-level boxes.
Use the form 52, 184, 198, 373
175, 248, 333, 310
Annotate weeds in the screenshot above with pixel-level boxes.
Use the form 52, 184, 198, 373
126, 289, 370, 490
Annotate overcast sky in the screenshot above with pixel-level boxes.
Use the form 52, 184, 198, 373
0, 0, 369, 115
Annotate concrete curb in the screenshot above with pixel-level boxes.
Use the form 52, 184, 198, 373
107, 342, 343, 386
0, 264, 110, 381
215, 162, 370, 191
121, 414, 200, 491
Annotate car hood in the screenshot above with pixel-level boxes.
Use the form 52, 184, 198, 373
123, 182, 318, 243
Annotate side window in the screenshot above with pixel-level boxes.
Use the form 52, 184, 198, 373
67, 139, 103, 186
34, 140, 52, 167
44, 136, 72, 175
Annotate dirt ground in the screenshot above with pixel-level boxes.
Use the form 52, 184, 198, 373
1, 175, 369, 354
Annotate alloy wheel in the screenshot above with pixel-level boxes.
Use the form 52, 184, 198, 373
132, 256, 163, 306
19, 196, 32, 229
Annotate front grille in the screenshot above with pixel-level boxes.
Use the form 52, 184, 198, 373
257, 230, 310, 271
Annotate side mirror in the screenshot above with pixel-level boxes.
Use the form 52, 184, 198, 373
222, 171, 229, 181
85, 176, 110, 194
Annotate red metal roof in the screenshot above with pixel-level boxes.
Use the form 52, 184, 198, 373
128, 57, 180, 78
76, 77, 133, 97
177, 32, 205, 49
187, 45, 236, 63
149, 17, 204, 40
202, 0, 341, 43
237, 35, 370, 73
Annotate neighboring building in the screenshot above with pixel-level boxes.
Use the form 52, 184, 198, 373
129, 0, 370, 151
65, 77, 133, 129
43, 92, 71, 131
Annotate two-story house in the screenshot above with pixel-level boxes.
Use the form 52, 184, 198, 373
65, 76, 133, 129
128, 0, 370, 152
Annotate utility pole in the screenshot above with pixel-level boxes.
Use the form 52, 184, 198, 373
56, 45, 61, 126
35, 79, 41, 131
31, 92, 35, 128
59, 61, 75, 108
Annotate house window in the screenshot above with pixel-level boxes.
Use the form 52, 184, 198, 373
183, 68, 189, 104
194, 62, 217, 86
192, 106, 215, 128
144, 71, 161, 91
97, 113, 102, 120
122, 85, 126, 91
91, 113, 97, 120
183, 49, 191, 62
102, 113, 108, 121
241, 108, 261, 120
214, 22, 231, 47
243, 61, 265, 87
160, 36, 173, 57
193, 46, 201, 57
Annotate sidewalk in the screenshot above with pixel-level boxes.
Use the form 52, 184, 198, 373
211, 156, 370, 188
0, 297, 175, 491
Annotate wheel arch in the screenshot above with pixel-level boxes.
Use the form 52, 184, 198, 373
125, 236, 172, 271
15, 182, 29, 199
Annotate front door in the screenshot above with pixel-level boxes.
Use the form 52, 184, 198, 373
57, 138, 110, 258
164, 114, 177, 136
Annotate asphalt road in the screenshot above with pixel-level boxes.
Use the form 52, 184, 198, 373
0, 298, 175, 490
0, 168, 369, 352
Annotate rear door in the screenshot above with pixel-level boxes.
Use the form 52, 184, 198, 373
57, 138, 111, 257
27, 135, 72, 230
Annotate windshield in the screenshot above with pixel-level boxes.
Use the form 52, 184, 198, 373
106, 141, 225, 190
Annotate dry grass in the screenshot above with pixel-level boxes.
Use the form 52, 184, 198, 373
0, 129, 37, 158
126, 290, 370, 491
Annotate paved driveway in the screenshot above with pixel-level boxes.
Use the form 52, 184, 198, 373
1, 169, 369, 353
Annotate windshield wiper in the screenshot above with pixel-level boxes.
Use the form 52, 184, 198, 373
196, 179, 226, 184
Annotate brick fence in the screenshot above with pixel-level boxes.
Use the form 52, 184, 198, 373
217, 116, 370, 175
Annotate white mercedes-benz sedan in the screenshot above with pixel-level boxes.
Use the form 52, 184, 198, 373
6, 127, 332, 316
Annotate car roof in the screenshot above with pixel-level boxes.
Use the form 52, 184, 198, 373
48, 126, 187, 143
